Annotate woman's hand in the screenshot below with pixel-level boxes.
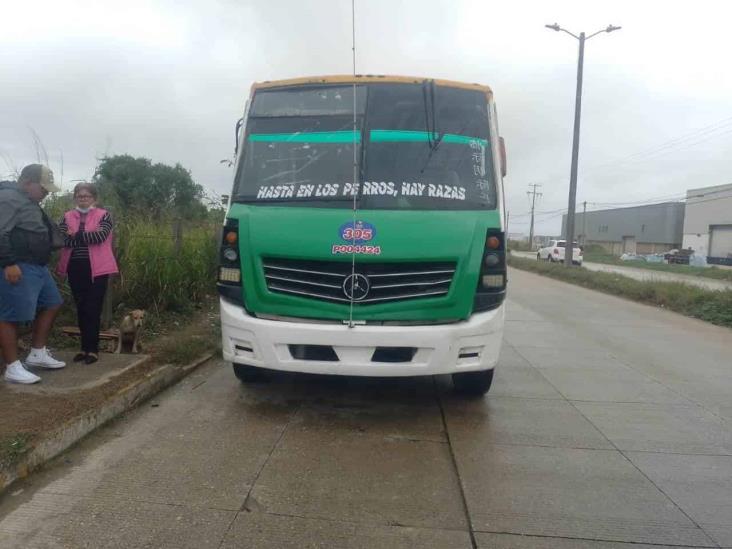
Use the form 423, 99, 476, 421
67, 227, 77, 237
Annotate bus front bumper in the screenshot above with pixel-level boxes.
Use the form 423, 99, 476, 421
220, 299, 504, 377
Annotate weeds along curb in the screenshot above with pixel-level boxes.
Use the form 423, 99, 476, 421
0, 352, 215, 495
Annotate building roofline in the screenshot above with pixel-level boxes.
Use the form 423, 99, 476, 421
686, 182, 732, 195
567, 201, 684, 217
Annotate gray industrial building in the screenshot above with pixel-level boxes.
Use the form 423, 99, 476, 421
561, 202, 685, 255
682, 183, 732, 264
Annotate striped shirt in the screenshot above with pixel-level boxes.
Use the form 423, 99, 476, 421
59, 211, 113, 261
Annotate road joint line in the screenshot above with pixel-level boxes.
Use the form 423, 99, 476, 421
508, 342, 719, 543
215, 398, 303, 548
434, 379, 479, 549
260, 508, 472, 533
526, 346, 721, 548
472, 528, 719, 548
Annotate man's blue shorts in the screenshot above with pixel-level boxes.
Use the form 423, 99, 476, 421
0, 263, 63, 322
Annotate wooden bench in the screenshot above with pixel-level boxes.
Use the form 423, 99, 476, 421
61, 326, 119, 353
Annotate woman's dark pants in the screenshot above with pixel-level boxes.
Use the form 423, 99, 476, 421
68, 258, 108, 354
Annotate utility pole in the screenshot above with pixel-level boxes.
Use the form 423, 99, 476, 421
564, 31, 585, 265
545, 22, 621, 266
527, 184, 542, 250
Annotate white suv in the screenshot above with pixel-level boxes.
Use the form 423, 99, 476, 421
537, 240, 583, 265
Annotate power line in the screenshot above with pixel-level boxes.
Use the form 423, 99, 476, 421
590, 128, 732, 176
583, 117, 732, 172
510, 210, 567, 225
532, 116, 732, 187
510, 206, 567, 218
584, 185, 732, 210
511, 186, 731, 230
587, 195, 685, 207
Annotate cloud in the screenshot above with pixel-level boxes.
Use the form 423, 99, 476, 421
1, 0, 731, 236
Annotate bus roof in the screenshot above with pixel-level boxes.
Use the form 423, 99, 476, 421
250, 75, 493, 100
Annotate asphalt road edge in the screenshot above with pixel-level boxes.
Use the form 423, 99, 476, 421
0, 352, 215, 495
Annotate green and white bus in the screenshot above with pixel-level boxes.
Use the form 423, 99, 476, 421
218, 75, 507, 395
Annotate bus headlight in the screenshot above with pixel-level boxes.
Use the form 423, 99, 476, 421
223, 247, 238, 261
484, 253, 500, 267
219, 267, 241, 283
481, 274, 504, 289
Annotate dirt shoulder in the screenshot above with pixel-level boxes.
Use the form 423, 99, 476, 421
0, 300, 220, 472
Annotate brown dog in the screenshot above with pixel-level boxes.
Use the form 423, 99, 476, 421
115, 310, 145, 354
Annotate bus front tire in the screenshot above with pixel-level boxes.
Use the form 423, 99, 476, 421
232, 363, 269, 383
452, 369, 494, 396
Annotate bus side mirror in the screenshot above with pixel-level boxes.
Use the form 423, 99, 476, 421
499, 137, 507, 178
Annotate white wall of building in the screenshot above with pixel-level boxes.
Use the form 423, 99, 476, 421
682, 183, 732, 259
682, 233, 708, 255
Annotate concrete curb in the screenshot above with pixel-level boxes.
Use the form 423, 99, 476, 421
0, 352, 215, 494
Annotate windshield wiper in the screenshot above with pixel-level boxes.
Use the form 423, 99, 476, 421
422, 80, 434, 149
419, 79, 446, 173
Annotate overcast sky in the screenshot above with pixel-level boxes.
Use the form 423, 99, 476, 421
2, 0, 731, 234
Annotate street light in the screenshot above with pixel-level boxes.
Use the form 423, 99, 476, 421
545, 22, 621, 266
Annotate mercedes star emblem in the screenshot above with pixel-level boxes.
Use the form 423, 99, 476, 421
342, 273, 370, 301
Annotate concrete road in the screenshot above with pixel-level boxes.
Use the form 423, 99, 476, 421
1, 269, 731, 548
512, 251, 732, 292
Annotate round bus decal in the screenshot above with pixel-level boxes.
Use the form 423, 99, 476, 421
339, 221, 376, 244
333, 220, 381, 255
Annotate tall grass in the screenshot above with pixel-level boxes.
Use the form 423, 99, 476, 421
114, 217, 218, 312
43, 193, 219, 313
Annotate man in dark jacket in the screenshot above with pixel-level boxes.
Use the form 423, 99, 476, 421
1, 164, 66, 384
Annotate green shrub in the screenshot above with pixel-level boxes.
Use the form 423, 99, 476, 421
0, 433, 31, 469
44, 199, 219, 314
114, 217, 218, 312
41, 159, 220, 318
507, 239, 532, 252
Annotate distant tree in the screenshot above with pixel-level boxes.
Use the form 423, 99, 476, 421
94, 155, 207, 219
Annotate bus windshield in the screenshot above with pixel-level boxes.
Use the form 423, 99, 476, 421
233, 82, 497, 210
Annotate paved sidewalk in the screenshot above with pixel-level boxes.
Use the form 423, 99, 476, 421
2, 351, 145, 395
582, 261, 732, 291
512, 251, 732, 291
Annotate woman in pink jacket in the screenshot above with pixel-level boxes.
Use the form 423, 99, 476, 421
57, 183, 119, 364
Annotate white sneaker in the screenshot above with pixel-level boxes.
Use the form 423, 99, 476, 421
4, 361, 41, 384
25, 348, 66, 370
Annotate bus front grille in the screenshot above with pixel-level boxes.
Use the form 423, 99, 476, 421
262, 258, 456, 305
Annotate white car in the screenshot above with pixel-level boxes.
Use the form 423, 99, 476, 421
537, 240, 583, 265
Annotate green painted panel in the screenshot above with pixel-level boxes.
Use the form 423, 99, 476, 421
227, 204, 502, 322
441, 134, 488, 145
370, 130, 437, 142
